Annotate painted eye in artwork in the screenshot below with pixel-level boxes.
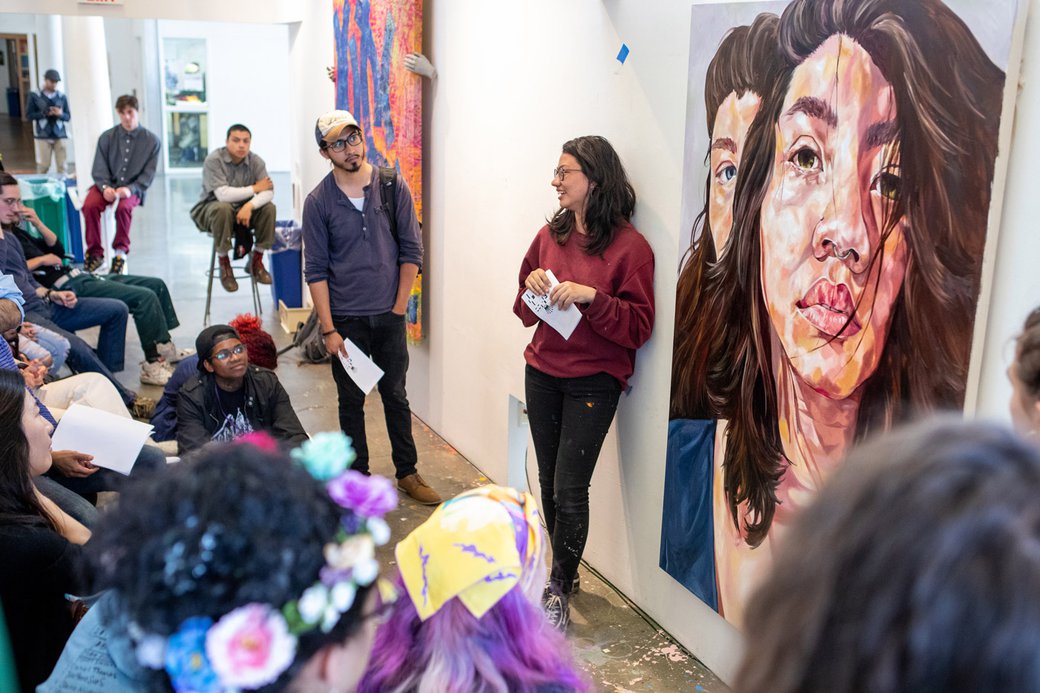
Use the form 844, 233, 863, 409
715, 162, 737, 186
872, 171, 902, 201
790, 146, 821, 172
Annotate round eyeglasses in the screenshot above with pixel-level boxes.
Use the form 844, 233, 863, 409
553, 166, 583, 182
325, 130, 363, 151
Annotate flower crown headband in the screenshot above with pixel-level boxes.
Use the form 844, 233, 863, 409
132, 432, 398, 692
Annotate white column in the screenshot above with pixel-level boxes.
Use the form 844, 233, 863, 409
35, 15, 64, 82
61, 16, 114, 183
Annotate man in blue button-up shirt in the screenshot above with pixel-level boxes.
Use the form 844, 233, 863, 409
304, 109, 440, 506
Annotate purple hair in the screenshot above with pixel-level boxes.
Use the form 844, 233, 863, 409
357, 572, 588, 693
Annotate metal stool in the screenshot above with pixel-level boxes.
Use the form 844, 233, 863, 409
203, 234, 261, 326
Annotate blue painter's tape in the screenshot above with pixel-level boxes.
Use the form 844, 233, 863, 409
617, 43, 630, 64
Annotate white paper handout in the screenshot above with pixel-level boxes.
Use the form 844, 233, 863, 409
338, 337, 385, 395
521, 269, 582, 340
50, 404, 154, 476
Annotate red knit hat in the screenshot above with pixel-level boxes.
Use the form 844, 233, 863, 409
229, 313, 277, 370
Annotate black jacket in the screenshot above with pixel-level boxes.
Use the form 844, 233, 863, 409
176, 365, 309, 453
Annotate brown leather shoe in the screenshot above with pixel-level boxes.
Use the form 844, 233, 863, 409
219, 255, 239, 292
249, 251, 272, 285
397, 473, 442, 505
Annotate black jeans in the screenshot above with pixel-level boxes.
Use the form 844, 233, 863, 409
330, 311, 417, 479
525, 365, 621, 595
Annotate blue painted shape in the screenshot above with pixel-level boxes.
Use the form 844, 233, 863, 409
658, 418, 719, 611
617, 43, 630, 64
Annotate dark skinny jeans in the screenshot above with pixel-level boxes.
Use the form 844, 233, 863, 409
330, 311, 418, 480
525, 365, 621, 596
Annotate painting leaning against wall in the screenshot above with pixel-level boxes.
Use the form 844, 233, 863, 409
658, 0, 1025, 628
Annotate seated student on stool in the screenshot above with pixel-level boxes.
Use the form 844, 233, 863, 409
13, 200, 190, 386
190, 123, 275, 292
177, 324, 307, 453
81, 94, 160, 275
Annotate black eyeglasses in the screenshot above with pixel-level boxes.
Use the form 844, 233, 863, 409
324, 131, 363, 151
553, 166, 583, 181
211, 344, 246, 361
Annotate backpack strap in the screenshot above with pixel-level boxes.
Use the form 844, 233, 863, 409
379, 166, 399, 246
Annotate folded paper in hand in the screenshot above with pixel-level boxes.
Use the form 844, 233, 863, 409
50, 404, 154, 476
337, 337, 384, 395
521, 269, 581, 339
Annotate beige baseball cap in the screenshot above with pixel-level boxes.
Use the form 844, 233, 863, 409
314, 110, 360, 147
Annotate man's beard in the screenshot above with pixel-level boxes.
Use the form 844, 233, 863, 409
332, 157, 363, 174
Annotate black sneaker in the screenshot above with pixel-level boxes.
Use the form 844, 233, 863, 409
108, 256, 126, 275
83, 255, 104, 273
542, 590, 570, 631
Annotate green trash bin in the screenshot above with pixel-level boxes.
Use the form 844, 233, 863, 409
17, 176, 69, 250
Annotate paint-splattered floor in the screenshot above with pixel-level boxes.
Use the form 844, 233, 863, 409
109, 176, 730, 692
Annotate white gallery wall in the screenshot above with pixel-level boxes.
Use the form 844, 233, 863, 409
5, 0, 1040, 684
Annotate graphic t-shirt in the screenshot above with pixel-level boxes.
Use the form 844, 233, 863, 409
211, 385, 253, 442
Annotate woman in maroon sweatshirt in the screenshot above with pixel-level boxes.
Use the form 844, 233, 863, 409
513, 135, 655, 630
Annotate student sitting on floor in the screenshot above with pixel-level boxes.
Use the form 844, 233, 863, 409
177, 324, 307, 453
358, 484, 588, 693
13, 201, 191, 386
0, 304, 167, 527
151, 313, 277, 444
0, 369, 92, 691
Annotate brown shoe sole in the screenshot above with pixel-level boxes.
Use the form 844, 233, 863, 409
397, 487, 442, 506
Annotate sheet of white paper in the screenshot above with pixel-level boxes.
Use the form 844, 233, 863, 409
521, 268, 582, 340
50, 404, 154, 476
337, 338, 385, 395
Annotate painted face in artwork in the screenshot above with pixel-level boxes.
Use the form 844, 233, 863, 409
760, 34, 909, 399
709, 90, 761, 251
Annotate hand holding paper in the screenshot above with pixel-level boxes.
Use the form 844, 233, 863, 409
521, 269, 582, 340
337, 336, 385, 395
50, 404, 154, 476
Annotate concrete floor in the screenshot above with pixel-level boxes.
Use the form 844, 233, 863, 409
91, 173, 727, 692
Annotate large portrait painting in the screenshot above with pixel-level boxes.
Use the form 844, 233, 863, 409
659, 0, 1025, 627
333, 0, 423, 221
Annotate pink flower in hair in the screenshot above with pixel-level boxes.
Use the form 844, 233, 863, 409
236, 431, 279, 453
205, 603, 297, 689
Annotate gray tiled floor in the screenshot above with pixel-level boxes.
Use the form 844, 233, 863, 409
99, 174, 729, 693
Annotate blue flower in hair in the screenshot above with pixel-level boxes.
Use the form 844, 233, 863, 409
291, 432, 356, 481
165, 617, 217, 692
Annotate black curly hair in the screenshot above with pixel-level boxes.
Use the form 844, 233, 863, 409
88, 441, 372, 691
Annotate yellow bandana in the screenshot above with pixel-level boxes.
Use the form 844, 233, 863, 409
395, 485, 542, 620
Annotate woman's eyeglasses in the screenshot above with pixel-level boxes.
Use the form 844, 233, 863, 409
325, 131, 363, 151
553, 166, 582, 181
211, 344, 247, 361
